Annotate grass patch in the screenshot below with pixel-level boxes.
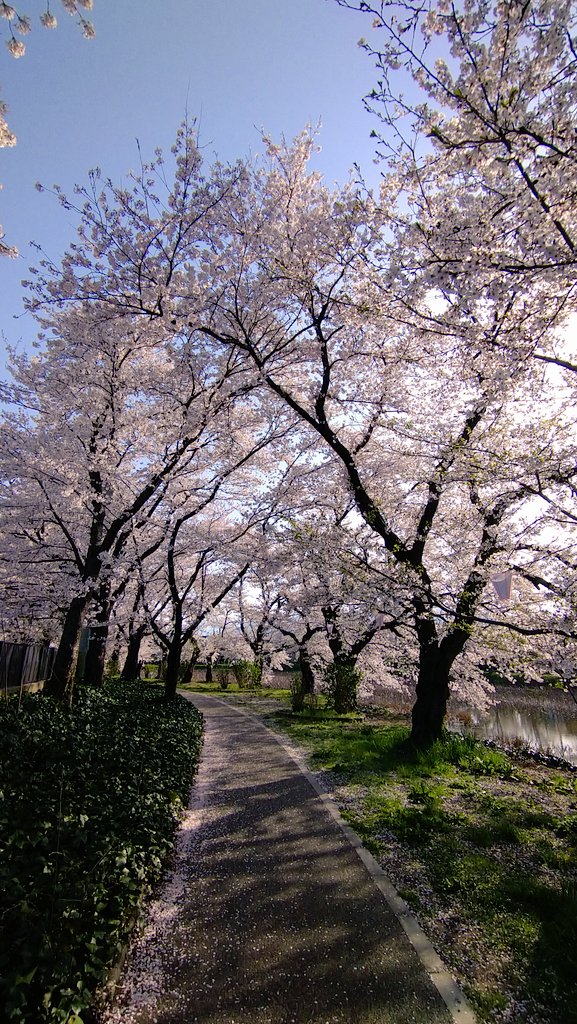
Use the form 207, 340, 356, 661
0, 679, 204, 1023
179, 681, 292, 701
273, 714, 513, 783
268, 705, 577, 1024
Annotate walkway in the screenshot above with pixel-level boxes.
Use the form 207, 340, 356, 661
102, 694, 474, 1024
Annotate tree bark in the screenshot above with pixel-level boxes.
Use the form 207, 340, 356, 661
205, 654, 213, 684
121, 623, 146, 681
83, 625, 108, 687
410, 651, 451, 747
409, 630, 466, 747
84, 581, 114, 686
299, 649, 315, 695
180, 660, 194, 687
44, 595, 89, 702
322, 608, 360, 713
163, 641, 182, 699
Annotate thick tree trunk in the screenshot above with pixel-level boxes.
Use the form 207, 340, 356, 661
121, 624, 146, 681
205, 654, 213, 684
253, 655, 264, 687
410, 647, 453, 747
322, 608, 359, 713
300, 649, 315, 695
84, 578, 115, 686
44, 595, 89, 702
84, 626, 108, 687
164, 641, 182, 699
179, 639, 199, 688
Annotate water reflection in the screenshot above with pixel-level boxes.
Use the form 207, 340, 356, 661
455, 704, 577, 765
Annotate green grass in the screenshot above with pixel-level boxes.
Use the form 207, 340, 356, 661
0, 679, 204, 1024
179, 681, 292, 700
268, 706, 577, 1024
274, 714, 514, 782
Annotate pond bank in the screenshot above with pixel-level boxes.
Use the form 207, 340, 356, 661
368, 681, 577, 766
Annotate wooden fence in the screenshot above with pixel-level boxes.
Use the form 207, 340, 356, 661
0, 641, 56, 696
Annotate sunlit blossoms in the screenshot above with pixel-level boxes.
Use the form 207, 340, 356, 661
2, 97, 573, 742
5, 35, 24, 55
1, 0, 576, 748
1, 1, 95, 58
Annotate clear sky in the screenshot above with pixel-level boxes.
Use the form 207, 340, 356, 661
0, 0, 379, 372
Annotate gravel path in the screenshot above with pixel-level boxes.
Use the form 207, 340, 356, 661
99, 693, 456, 1024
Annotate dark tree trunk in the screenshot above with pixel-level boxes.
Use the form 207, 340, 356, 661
322, 607, 359, 713
84, 623, 109, 688
205, 654, 213, 684
84, 626, 108, 687
253, 654, 264, 688
179, 639, 199, 688
180, 661, 194, 687
409, 631, 466, 747
84, 581, 114, 687
410, 653, 451, 747
299, 649, 315, 695
164, 641, 182, 699
121, 624, 146, 681
44, 595, 89, 702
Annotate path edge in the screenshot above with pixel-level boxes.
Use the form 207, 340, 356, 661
184, 693, 477, 1024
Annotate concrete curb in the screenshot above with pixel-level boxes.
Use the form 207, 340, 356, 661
194, 694, 477, 1024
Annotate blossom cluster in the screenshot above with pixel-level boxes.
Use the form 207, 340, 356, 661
1, 1, 94, 59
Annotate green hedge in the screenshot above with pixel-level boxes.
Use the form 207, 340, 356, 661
0, 679, 204, 1023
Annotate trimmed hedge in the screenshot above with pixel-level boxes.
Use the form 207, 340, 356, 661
0, 679, 204, 1023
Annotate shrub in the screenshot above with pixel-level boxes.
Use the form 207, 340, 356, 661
214, 664, 231, 690
0, 679, 204, 1023
290, 672, 306, 711
324, 661, 360, 714
231, 660, 262, 690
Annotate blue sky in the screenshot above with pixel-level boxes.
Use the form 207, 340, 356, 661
0, 0, 379, 370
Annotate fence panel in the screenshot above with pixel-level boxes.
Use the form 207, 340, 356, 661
0, 640, 55, 692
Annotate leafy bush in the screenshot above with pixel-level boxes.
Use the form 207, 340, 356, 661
0, 679, 204, 1023
214, 664, 231, 690
290, 672, 306, 711
324, 661, 361, 713
231, 660, 262, 689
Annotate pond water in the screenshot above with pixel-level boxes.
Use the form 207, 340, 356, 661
457, 703, 577, 765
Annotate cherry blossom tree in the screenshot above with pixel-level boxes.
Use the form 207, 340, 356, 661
265, 508, 407, 711
0, 490, 74, 643
19, 124, 577, 743
220, 571, 286, 684
142, 537, 250, 699
336, 0, 577, 369
132, 401, 296, 697
187, 134, 577, 744
0, 294, 256, 700
1, 1, 94, 59
116, 579, 148, 681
